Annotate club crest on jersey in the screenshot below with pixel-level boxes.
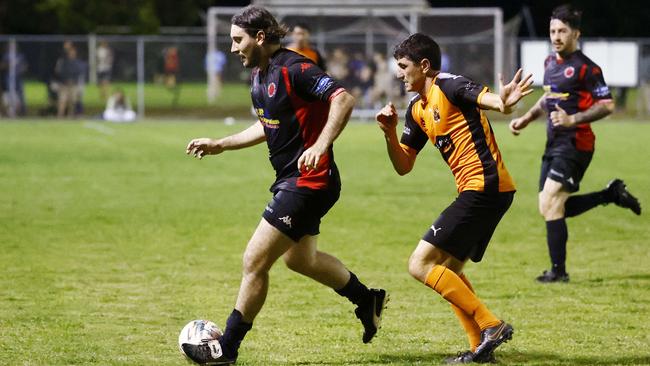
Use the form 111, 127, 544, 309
432, 105, 441, 123
564, 66, 575, 78
267, 82, 277, 98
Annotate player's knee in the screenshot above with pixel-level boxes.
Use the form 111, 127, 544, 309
407, 253, 428, 282
242, 251, 268, 276
283, 254, 311, 274
539, 194, 565, 220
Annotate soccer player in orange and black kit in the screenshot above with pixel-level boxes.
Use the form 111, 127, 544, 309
183, 6, 386, 365
510, 4, 641, 283
376, 33, 533, 364
287, 23, 327, 71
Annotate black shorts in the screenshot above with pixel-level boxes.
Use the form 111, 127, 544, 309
539, 151, 593, 193
422, 191, 514, 263
262, 189, 339, 242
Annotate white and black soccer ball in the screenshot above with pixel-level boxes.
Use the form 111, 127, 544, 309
178, 319, 223, 364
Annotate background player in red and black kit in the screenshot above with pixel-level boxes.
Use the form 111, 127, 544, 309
183, 6, 387, 364
510, 4, 641, 283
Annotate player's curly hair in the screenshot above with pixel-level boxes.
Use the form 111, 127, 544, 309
551, 4, 582, 30
393, 33, 441, 70
231, 5, 288, 44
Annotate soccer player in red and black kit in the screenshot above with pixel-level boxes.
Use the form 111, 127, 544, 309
510, 4, 641, 283
183, 6, 387, 364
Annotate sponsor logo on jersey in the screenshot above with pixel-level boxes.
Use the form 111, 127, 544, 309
564, 66, 575, 78
543, 85, 570, 100
313, 76, 334, 96
300, 63, 312, 73
430, 224, 442, 236
267, 82, 277, 98
255, 108, 280, 129
593, 85, 610, 98
403, 126, 411, 135
279, 215, 292, 228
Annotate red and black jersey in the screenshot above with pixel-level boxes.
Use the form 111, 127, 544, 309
542, 50, 613, 156
251, 48, 345, 193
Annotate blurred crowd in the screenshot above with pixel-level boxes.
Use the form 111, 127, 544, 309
2, 31, 650, 119
0, 39, 135, 121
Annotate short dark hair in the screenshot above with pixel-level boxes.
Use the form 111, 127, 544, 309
231, 5, 288, 44
551, 4, 582, 30
393, 33, 441, 70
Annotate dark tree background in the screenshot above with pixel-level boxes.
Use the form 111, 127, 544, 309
0, 0, 648, 37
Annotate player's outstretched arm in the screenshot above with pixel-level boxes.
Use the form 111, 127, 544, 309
509, 94, 546, 136
376, 102, 416, 175
186, 121, 266, 159
297, 90, 355, 171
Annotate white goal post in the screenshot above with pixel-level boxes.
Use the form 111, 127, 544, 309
207, 5, 504, 117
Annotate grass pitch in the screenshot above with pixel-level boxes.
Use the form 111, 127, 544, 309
1, 119, 649, 365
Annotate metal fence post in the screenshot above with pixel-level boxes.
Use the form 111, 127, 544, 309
137, 37, 145, 118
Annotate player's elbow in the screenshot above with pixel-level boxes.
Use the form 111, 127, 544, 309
394, 160, 414, 176
332, 90, 356, 111
603, 100, 615, 114
395, 165, 412, 176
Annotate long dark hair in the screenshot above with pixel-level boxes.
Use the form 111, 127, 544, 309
231, 5, 288, 44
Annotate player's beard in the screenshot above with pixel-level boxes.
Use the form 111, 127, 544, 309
244, 47, 262, 68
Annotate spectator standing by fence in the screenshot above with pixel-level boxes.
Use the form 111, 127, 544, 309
55, 45, 85, 118
96, 41, 114, 101
0, 43, 28, 117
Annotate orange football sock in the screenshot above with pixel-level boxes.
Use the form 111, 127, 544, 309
425, 265, 501, 331
450, 273, 482, 351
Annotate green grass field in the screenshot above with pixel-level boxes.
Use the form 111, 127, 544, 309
1, 119, 649, 365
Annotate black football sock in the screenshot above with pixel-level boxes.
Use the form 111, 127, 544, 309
220, 309, 252, 359
546, 219, 568, 274
565, 191, 608, 217
334, 271, 371, 306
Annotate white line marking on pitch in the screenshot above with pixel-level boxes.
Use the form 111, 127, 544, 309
83, 122, 115, 135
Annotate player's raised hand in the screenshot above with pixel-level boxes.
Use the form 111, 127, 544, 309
550, 104, 574, 127
500, 68, 534, 111
376, 102, 398, 132
186, 138, 223, 159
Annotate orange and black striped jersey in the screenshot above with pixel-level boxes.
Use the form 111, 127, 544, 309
400, 73, 515, 194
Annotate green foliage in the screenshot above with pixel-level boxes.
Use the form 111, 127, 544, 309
1, 0, 205, 34
1, 121, 649, 365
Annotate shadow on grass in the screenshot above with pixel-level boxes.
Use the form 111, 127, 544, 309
290, 351, 448, 365
582, 272, 650, 283
504, 350, 650, 365
287, 350, 650, 365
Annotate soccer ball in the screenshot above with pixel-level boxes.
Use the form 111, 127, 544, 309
178, 319, 223, 364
